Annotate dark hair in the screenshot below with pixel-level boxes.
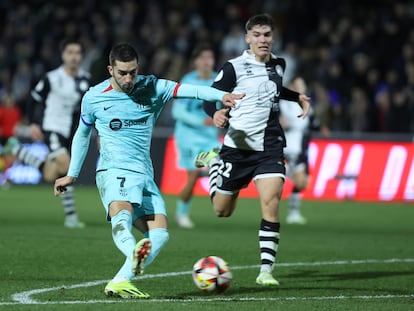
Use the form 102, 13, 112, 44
191, 43, 214, 60
109, 43, 139, 66
59, 38, 82, 53
245, 13, 275, 32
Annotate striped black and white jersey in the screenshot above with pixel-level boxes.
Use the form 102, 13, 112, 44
211, 51, 299, 151
31, 66, 91, 139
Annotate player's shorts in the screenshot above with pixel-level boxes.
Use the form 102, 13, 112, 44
43, 131, 71, 159
216, 145, 286, 194
96, 168, 167, 222
176, 138, 219, 170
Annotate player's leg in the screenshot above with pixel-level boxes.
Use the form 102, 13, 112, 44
97, 170, 150, 299
287, 166, 308, 225
176, 169, 199, 228
46, 150, 85, 228
133, 181, 169, 272
134, 214, 169, 268
254, 176, 284, 286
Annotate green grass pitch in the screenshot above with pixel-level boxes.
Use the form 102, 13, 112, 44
0, 185, 413, 310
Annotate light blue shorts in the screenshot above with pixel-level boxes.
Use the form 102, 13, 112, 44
96, 168, 167, 222
176, 139, 219, 170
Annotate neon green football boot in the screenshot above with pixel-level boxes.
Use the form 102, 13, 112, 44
104, 280, 150, 299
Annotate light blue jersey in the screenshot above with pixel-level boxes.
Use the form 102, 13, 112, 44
67, 75, 227, 179
172, 71, 220, 169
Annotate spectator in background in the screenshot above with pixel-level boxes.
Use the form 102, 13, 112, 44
0, 93, 21, 145
348, 87, 370, 133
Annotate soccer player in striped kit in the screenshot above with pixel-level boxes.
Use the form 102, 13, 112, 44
196, 14, 310, 286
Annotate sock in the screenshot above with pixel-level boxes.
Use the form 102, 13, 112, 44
208, 157, 220, 198
114, 258, 134, 281
259, 219, 280, 273
111, 210, 136, 259
289, 188, 301, 213
12, 145, 44, 171
144, 228, 169, 268
61, 186, 77, 218
176, 199, 191, 217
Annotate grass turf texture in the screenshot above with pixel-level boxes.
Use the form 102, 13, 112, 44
0, 185, 413, 310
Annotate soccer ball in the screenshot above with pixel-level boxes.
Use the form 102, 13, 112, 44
192, 256, 232, 293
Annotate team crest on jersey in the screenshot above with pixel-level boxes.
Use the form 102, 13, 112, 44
275, 65, 283, 77
119, 188, 127, 197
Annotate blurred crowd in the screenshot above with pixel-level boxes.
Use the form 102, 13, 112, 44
0, 0, 413, 140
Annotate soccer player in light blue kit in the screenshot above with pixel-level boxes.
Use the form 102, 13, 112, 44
54, 43, 244, 299
172, 44, 220, 228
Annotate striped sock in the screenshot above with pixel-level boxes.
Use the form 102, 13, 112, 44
208, 157, 220, 198
13, 145, 44, 170
259, 219, 280, 273
61, 186, 77, 217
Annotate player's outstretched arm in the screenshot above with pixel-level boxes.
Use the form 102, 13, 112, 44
174, 83, 244, 107
54, 176, 76, 196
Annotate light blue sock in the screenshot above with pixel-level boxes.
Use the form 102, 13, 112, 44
144, 228, 169, 268
114, 258, 134, 281
111, 210, 136, 258
176, 200, 191, 216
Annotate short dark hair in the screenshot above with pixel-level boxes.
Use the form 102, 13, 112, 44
109, 43, 139, 66
245, 14, 275, 32
59, 38, 82, 53
191, 43, 214, 60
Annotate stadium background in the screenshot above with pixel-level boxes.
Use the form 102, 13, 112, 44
1, 0, 413, 201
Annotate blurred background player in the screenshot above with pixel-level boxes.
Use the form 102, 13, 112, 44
3, 38, 90, 228
172, 44, 220, 228
279, 76, 329, 224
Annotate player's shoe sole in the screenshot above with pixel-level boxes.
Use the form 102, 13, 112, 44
256, 272, 280, 286
104, 280, 150, 299
132, 238, 151, 276
194, 148, 220, 168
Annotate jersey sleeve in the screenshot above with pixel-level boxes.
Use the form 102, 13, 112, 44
211, 62, 237, 92
202, 62, 237, 118
79, 92, 96, 126
29, 76, 50, 124
67, 120, 92, 178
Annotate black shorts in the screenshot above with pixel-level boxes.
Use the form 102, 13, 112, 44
43, 131, 71, 158
216, 145, 286, 193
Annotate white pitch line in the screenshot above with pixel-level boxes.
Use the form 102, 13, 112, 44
7, 257, 414, 305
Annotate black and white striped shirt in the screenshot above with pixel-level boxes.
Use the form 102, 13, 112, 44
211, 51, 299, 151
31, 66, 90, 138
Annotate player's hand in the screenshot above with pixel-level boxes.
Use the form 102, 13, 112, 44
213, 108, 230, 128
297, 94, 311, 118
221, 93, 245, 108
30, 124, 44, 141
54, 176, 76, 196
203, 117, 215, 126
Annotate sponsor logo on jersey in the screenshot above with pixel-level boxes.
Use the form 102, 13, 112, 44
109, 119, 122, 131
109, 117, 150, 130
